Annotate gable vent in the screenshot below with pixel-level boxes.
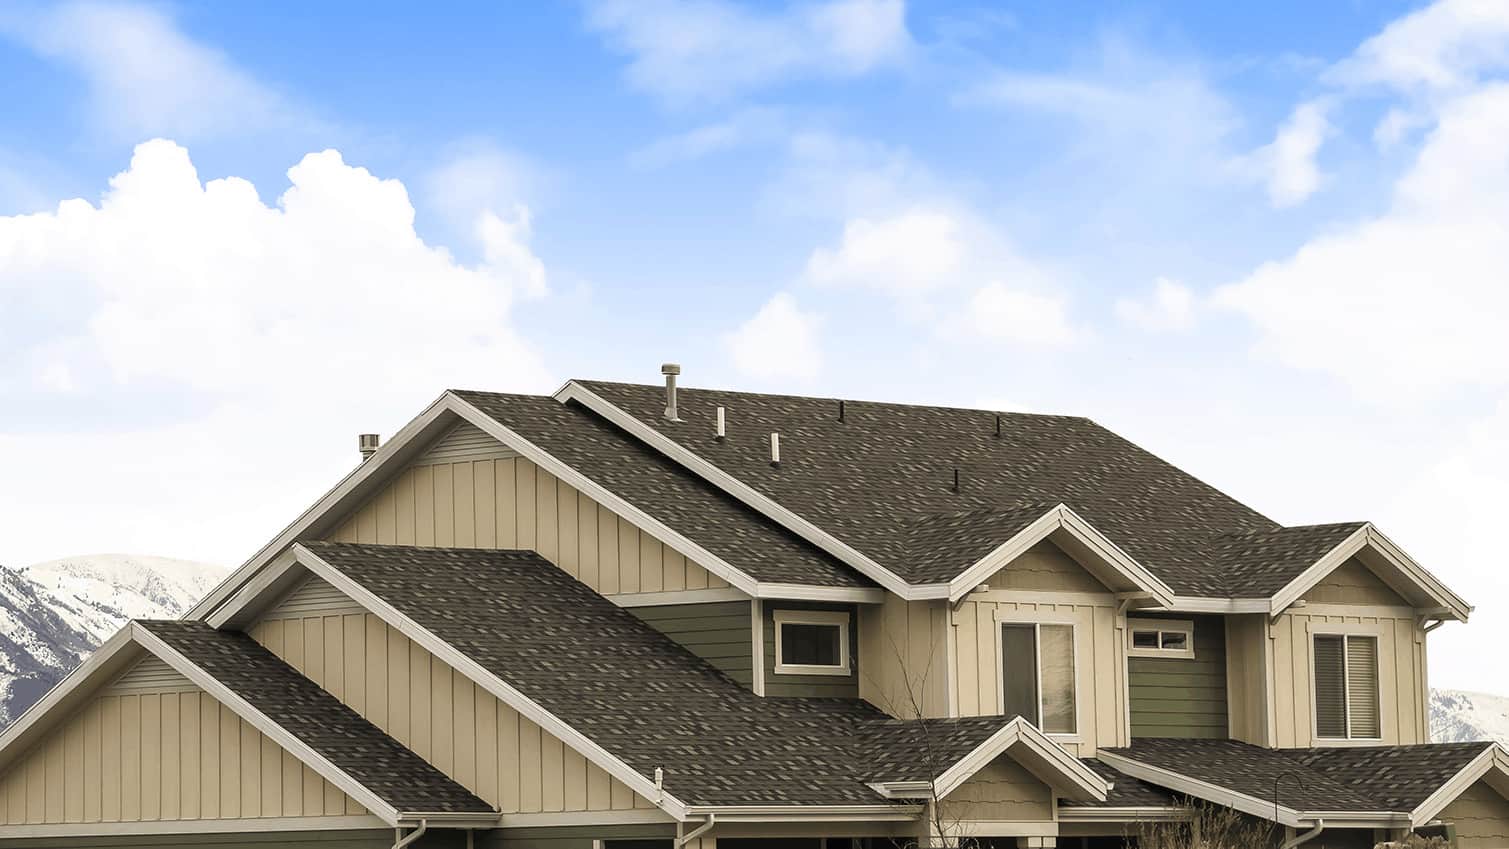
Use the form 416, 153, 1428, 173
109, 656, 195, 694
415, 421, 519, 466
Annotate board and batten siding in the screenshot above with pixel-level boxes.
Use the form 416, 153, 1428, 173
0, 657, 363, 827
858, 595, 949, 720
629, 602, 754, 688
251, 577, 654, 815
763, 602, 858, 698
1128, 614, 1228, 739
948, 541, 1127, 756
327, 425, 726, 598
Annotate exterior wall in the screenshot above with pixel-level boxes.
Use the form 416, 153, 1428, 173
945, 543, 1128, 755
938, 758, 1053, 824
1128, 614, 1228, 739
251, 580, 654, 815
0, 831, 407, 848
1226, 614, 1272, 746
1300, 558, 1409, 607
0, 657, 362, 827
762, 602, 858, 698
1439, 780, 1509, 848
629, 602, 754, 688
480, 823, 676, 848
858, 595, 948, 719
328, 442, 727, 599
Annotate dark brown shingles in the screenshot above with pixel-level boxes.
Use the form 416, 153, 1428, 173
1062, 758, 1180, 809
135, 620, 493, 814
301, 542, 987, 807
453, 392, 870, 589
566, 381, 1282, 595
854, 716, 1025, 784
1199, 523, 1367, 598
1101, 739, 1494, 815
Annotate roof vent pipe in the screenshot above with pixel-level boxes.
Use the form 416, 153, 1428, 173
995, 415, 1002, 438
359, 433, 381, 461
661, 364, 681, 421
838, 399, 846, 422
715, 406, 726, 440
770, 432, 781, 466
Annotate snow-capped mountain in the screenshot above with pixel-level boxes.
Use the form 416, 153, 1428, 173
1431, 688, 1509, 747
0, 554, 225, 728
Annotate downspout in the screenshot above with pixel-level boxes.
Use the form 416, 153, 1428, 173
1281, 819, 1324, 849
676, 813, 716, 847
392, 819, 428, 849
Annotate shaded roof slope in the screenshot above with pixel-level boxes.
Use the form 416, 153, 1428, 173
1201, 523, 1366, 598
574, 381, 1280, 595
301, 542, 989, 807
137, 620, 493, 814
1063, 758, 1179, 809
454, 391, 868, 589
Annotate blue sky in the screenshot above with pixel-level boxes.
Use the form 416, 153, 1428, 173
3, 0, 1509, 691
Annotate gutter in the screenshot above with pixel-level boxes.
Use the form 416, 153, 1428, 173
391, 819, 427, 849
1282, 820, 1324, 849
676, 813, 715, 847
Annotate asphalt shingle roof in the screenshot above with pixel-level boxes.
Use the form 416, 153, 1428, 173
563, 381, 1362, 597
1063, 758, 1180, 809
137, 620, 494, 815
299, 542, 1019, 807
1101, 739, 1493, 815
454, 391, 869, 589
855, 716, 1026, 784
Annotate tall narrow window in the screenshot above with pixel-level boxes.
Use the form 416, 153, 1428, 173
1000, 622, 1077, 734
1314, 634, 1380, 740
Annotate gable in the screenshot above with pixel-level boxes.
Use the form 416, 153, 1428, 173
1301, 557, 1411, 607
0, 660, 363, 827
984, 540, 1109, 594
415, 421, 519, 466
247, 574, 658, 816
326, 449, 728, 599
1437, 779, 1509, 847
938, 757, 1053, 823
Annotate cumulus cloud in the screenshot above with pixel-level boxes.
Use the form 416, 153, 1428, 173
965, 283, 1078, 348
1236, 100, 1332, 207
804, 208, 966, 297
724, 292, 823, 380
585, 0, 911, 102
0, 140, 551, 564
1328, 0, 1509, 92
1115, 277, 1196, 332
2, 2, 306, 141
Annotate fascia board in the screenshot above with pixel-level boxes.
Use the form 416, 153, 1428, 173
1409, 745, 1506, 826
1094, 750, 1309, 828
554, 381, 915, 598
131, 623, 405, 826
932, 718, 1109, 802
1270, 524, 1472, 622
291, 544, 691, 822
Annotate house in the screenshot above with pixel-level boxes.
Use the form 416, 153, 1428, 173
2, 367, 1506, 849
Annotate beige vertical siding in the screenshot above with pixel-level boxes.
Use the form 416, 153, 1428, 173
0, 660, 362, 826
1440, 780, 1509, 848
251, 583, 652, 815
1269, 607, 1427, 747
328, 454, 725, 598
858, 595, 949, 720
938, 758, 1053, 824
1225, 614, 1272, 746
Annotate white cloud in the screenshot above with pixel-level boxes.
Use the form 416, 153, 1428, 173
724, 292, 823, 380
804, 208, 966, 297
1115, 277, 1196, 332
3, 2, 305, 141
0, 140, 551, 564
1329, 0, 1509, 92
1218, 83, 1509, 402
965, 283, 1078, 348
1236, 100, 1332, 207
585, 0, 911, 101
630, 108, 788, 167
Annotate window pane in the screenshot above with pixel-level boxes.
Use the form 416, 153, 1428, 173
1346, 636, 1381, 739
1132, 631, 1159, 649
1160, 631, 1188, 651
1314, 635, 1347, 738
781, 623, 841, 667
1040, 625, 1077, 734
1001, 625, 1039, 724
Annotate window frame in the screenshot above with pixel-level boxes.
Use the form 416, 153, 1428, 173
772, 609, 851, 676
1309, 630, 1384, 744
1126, 618, 1196, 660
994, 611, 1081, 739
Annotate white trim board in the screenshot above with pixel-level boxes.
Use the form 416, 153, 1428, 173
1410, 744, 1509, 826
1268, 524, 1472, 622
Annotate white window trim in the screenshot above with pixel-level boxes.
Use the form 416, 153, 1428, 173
772, 609, 851, 676
1309, 630, 1384, 744
1126, 618, 1196, 660
993, 610, 1081, 740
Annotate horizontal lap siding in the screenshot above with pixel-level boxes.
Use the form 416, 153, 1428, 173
938, 758, 1052, 823
0, 670, 361, 825
629, 602, 754, 687
328, 455, 725, 597
763, 602, 858, 698
250, 600, 651, 816
1128, 615, 1228, 739
1441, 781, 1509, 848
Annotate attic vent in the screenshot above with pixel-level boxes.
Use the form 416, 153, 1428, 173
358, 433, 381, 461
662, 363, 681, 421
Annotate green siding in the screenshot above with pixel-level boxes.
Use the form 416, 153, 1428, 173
630, 601, 754, 688
1128, 614, 1229, 739
764, 602, 859, 698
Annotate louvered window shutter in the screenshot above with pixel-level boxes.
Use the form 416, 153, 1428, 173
1313, 635, 1347, 738
1346, 636, 1381, 738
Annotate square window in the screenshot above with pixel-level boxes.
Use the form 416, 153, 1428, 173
773, 610, 850, 676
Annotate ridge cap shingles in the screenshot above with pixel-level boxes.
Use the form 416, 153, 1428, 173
136, 620, 493, 814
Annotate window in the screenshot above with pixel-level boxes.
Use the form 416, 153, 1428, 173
1127, 619, 1195, 659
1313, 634, 1381, 740
773, 610, 850, 675
1000, 622, 1077, 734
